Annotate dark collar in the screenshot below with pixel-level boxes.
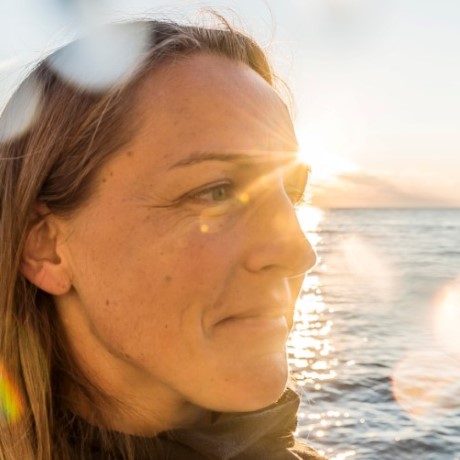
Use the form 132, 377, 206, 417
166, 388, 299, 458
64, 388, 316, 459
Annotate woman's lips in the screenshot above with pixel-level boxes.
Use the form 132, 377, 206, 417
212, 314, 290, 347
216, 314, 288, 329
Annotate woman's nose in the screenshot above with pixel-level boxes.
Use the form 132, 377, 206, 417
243, 191, 317, 278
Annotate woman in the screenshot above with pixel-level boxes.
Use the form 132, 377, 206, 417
0, 18, 324, 459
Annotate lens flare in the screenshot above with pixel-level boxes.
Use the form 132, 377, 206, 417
0, 76, 42, 143
340, 236, 396, 305
198, 202, 235, 234
200, 223, 209, 233
196, 154, 313, 235
433, 279, 460, 356
47, 22, 151, 91
392, 350, 460, 425
0, 57, 19, 72
238, 192, 250, 203
0, 363, 23, 424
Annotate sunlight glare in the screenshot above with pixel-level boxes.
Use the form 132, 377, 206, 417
288, 266, 337, 388
296, 205, 324, 234
392, 350, 460, 425
48, 22, 150, 91
0, 57, 19, 72
0, 76, 42, 142
433, 279, 460, 356
340, 236, 396, 305
297, 131, 359, 183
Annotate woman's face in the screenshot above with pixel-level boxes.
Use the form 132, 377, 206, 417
55, 53, 316, 428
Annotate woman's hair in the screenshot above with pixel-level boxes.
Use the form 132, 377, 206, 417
0, 17, 279, 459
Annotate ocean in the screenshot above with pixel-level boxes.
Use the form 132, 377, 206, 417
290, 208, 460, 460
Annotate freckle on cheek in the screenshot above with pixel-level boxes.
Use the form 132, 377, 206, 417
164, 275, 172, 283
105, 299, 110, 306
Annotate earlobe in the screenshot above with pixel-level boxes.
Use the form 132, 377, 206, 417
20, 208, 72, 296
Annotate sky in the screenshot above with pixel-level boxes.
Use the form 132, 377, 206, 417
0, 0, 459, 208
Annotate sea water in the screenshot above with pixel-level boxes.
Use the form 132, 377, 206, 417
290, 208, 460, 460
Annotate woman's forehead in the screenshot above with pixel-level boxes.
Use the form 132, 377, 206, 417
127, 53, 298, 169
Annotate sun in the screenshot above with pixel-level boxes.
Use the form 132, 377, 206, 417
296, 130, 359, 183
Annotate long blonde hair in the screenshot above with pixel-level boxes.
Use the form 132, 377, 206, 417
0, 18, 277, 459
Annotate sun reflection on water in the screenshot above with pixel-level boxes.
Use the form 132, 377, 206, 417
289, 206, 364, 459
288, 206, 353, 458
288, 209, 460, 458
289, 206, 336, 384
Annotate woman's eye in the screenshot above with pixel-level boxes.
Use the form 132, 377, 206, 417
285, 186, 305, 206
284, 163, 310, 207
190, 183, 234, 203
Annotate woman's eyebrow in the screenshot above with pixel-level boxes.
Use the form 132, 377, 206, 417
169, 150, 299, 169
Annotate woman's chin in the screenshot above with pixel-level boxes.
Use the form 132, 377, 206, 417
209, 352, 289, 413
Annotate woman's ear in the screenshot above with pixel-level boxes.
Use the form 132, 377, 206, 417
20, 204, 72, 296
